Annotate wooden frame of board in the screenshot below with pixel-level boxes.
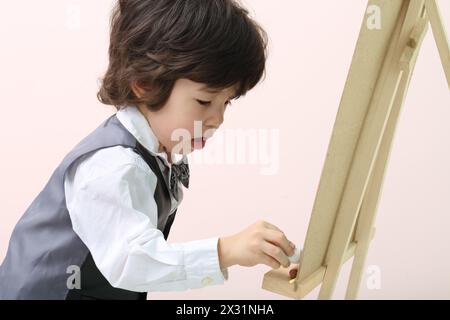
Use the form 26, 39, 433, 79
262, 0, 450, 300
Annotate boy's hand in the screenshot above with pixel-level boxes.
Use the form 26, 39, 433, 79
289, 264, 300, 279
218, 220, 296, 270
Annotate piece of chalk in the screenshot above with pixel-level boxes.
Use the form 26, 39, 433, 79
288, 246, 301, 263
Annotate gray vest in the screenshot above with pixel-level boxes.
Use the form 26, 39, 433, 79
0, 114, 177, 300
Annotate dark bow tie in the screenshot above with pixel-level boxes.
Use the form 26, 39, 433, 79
169, 160, 190, 200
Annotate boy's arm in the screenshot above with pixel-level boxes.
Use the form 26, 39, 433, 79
64, 146, 228, 292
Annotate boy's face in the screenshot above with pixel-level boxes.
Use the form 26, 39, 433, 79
134, 78, 237, 161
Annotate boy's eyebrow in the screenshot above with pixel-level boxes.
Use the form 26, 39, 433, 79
199, 85, 237, 99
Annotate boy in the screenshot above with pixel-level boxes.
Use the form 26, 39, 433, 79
0, 0, 297, 299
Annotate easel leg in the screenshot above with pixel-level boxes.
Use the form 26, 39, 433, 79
345, 66, 416, 300
345, 7, 429, 300
425, 0, 450, 89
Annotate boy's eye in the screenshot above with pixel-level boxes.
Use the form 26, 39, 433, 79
196, 99, 211, 106
196, 99, 232, 107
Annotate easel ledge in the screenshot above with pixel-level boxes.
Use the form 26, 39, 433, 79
262, 228, 375, 299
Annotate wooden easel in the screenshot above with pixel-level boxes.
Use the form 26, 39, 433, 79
262, 0, 450, 299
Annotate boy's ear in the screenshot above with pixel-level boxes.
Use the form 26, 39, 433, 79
131, 81, 147, 99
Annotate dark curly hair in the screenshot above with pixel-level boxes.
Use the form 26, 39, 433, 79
97, 0, 269, 111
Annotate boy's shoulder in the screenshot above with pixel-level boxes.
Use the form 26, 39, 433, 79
67, 145, 156, 183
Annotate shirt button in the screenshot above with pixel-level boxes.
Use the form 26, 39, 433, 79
201, 276, 214, 286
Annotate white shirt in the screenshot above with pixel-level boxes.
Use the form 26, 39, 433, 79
64, 105, 228, 293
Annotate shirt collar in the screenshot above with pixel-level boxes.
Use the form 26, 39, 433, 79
116, 105, 187, 168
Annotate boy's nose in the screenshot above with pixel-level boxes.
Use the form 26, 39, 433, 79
206, 111, 224, 129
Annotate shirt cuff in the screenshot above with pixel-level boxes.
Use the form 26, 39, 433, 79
182, 236, 228, 288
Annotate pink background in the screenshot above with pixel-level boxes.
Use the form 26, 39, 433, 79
1, 0, 449, 299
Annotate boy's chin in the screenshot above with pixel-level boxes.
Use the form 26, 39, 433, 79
169, 139, 206, 155
168, 146, 195, 158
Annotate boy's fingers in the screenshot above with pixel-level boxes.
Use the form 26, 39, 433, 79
263, 222, 296, 250
289, 268, 298, 279
261, 239, 290, 268
261, 254, 281, 269
264, 229, 295, 258
263, 221, 285, 234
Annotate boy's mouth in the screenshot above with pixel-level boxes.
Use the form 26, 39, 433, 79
191, 137, 206, 150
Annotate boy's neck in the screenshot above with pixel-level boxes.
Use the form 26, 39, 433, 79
160, 145, 172, 165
